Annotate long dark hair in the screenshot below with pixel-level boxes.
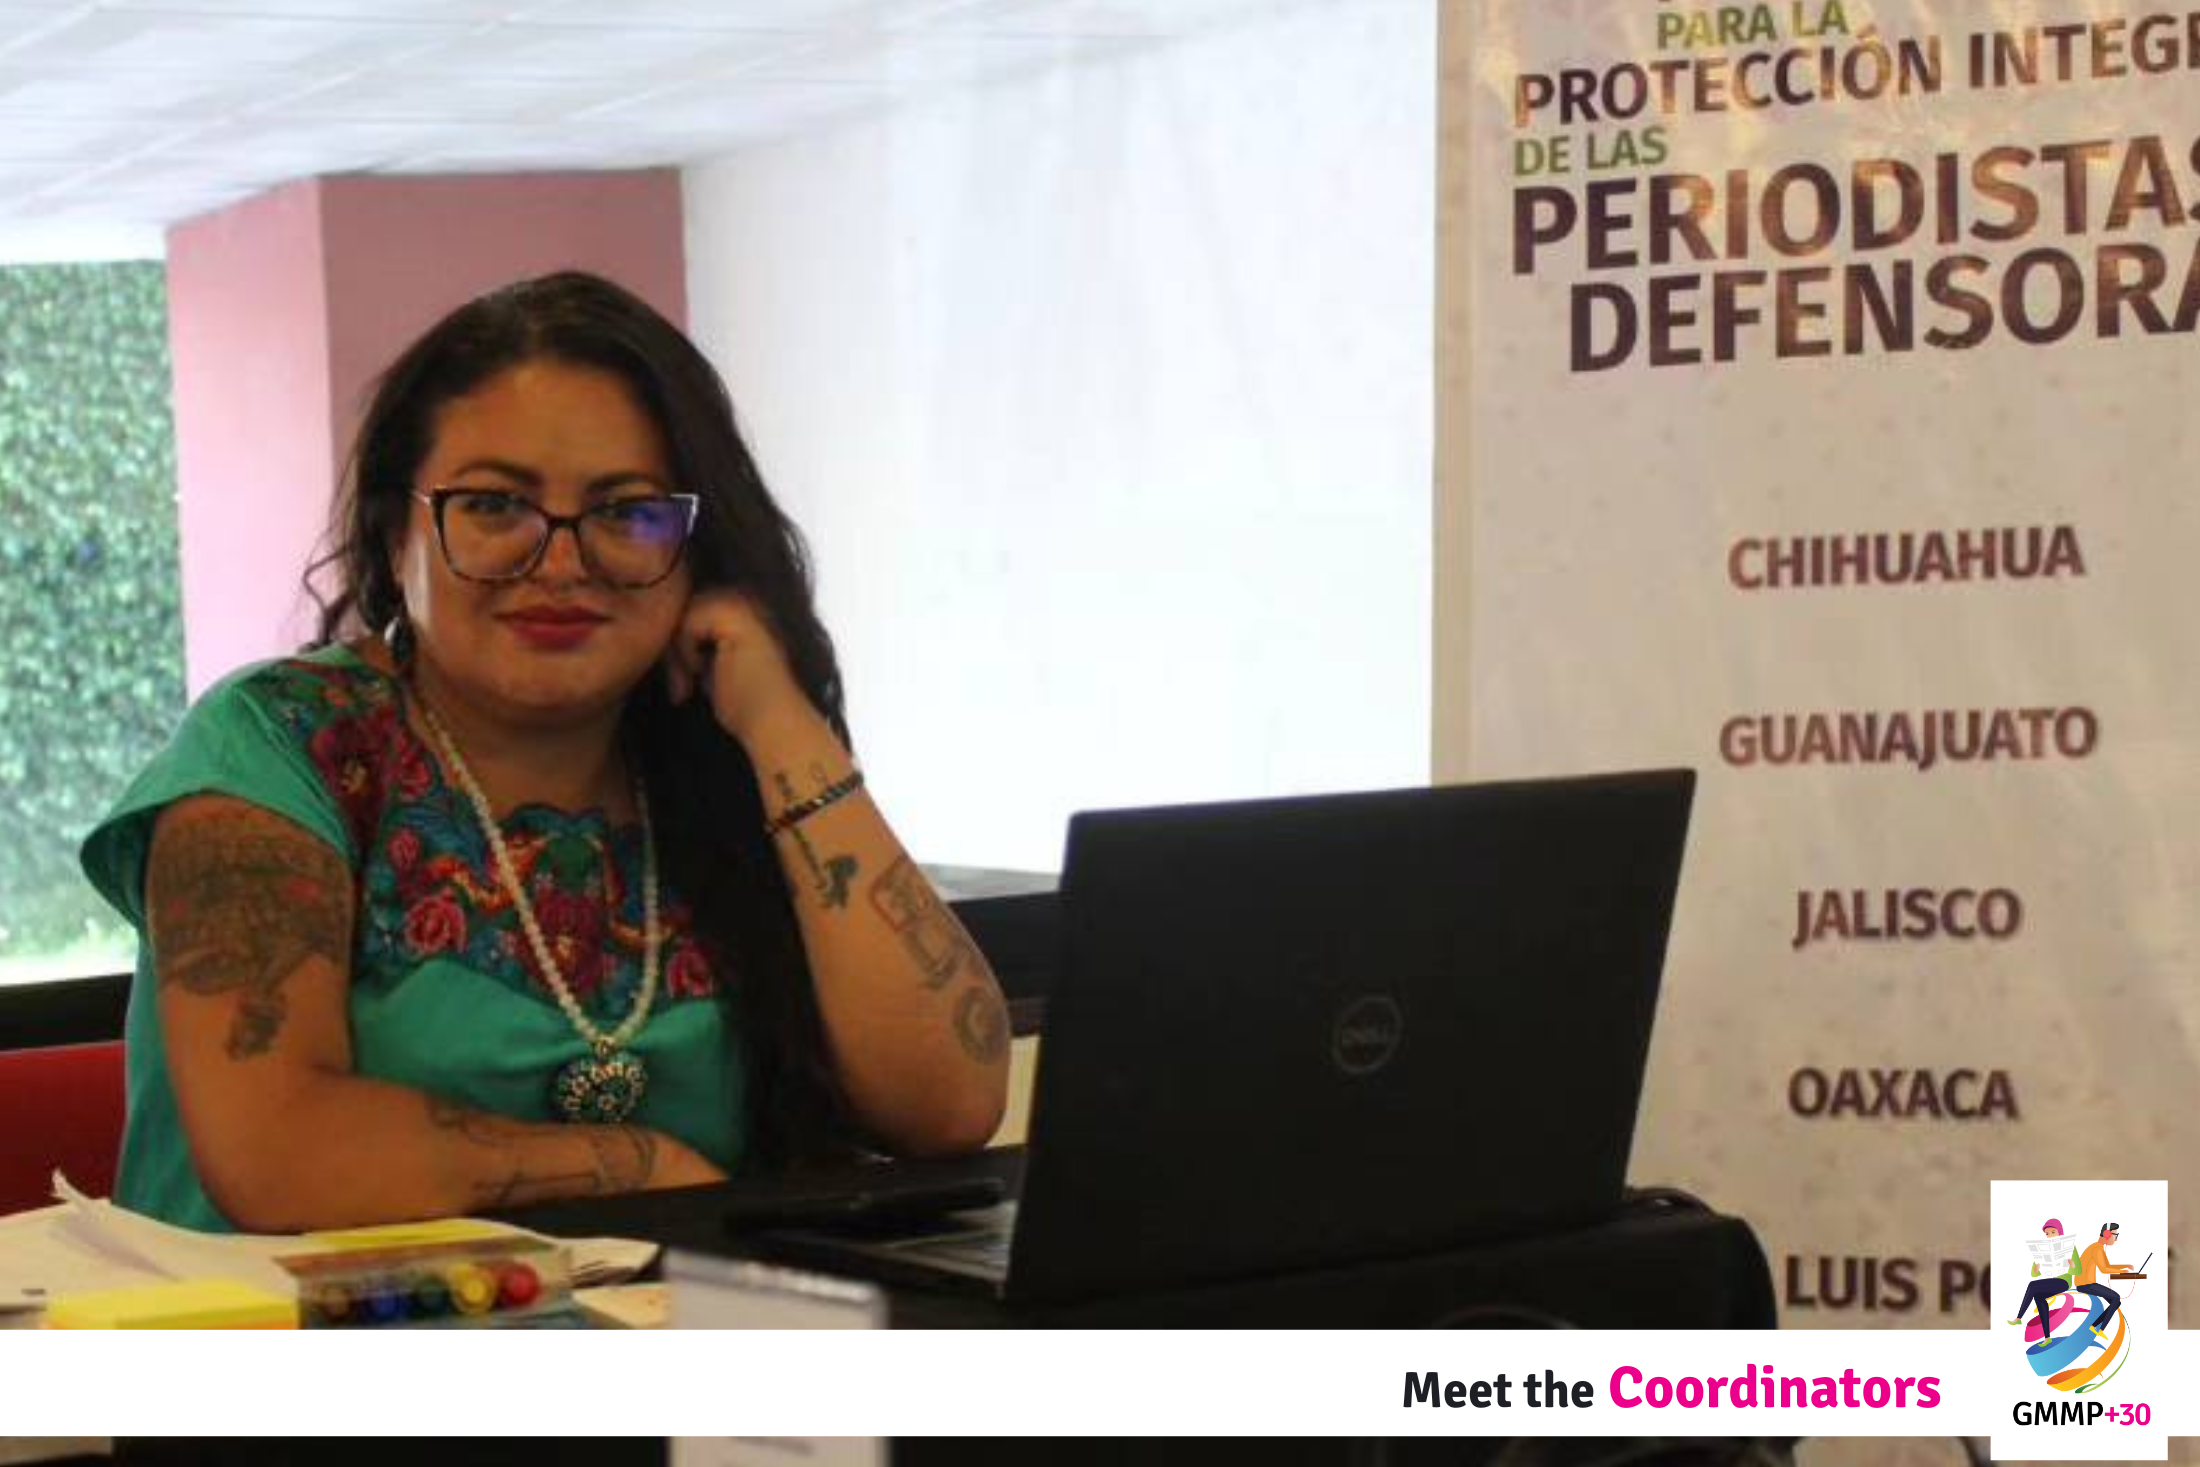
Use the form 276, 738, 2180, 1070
308, 270, 852, 1170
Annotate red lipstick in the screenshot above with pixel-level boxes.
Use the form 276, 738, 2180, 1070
500, 605, 608, 651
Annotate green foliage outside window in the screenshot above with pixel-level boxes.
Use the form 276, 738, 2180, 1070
0, 262, 182, 982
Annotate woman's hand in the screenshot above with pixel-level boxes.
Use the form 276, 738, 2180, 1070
664, 588, 815, 748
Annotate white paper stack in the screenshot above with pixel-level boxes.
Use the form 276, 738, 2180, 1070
0, 1171, 660, 1325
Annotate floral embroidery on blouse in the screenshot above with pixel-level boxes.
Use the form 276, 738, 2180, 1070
245, 655, 727, 1014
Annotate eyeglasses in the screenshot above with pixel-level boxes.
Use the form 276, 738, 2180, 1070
413, 487, 699, 589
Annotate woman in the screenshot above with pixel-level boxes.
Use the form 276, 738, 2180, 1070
82, 272, 1010, 1232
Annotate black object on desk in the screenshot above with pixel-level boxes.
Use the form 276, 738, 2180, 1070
824, 777, 1696, 1305
718, 1162, 1009, 1234
503, 1158, 1773, 1329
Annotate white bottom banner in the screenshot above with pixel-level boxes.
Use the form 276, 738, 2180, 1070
0, 1327, 2186, 1451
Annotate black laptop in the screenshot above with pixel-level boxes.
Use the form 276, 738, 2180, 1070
755, 769, 1696, 1304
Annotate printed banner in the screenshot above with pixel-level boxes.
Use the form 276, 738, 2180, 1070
1436, 0, 2200, 1330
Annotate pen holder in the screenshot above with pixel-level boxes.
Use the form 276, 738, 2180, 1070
279, 1236, 577, 1328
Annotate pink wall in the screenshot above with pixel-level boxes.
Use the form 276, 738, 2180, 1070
166, 179, 334, 696
165, 170, 687, 695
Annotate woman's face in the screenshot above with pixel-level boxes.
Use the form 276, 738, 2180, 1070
392, 358, 691, 726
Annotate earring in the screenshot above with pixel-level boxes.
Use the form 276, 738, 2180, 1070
385, 607, 417, 668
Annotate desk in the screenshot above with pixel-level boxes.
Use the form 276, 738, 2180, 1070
106, 1169, 1778, 1467
498, 1155, 1775, 1331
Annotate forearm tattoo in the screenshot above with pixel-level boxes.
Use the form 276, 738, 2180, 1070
869, 857, 1009, 1065
427, 1094, 658, 1208
772, 767, 860, 909
868, 856, 982, 991
148, 804, 352, 1061
953, 986, 1011, 1066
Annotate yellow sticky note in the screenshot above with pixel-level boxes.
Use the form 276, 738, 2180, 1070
44, 1279, 297, 1330
301, 1218, 519, 1252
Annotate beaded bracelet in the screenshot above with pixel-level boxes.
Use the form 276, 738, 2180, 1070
764, 768, 867, 838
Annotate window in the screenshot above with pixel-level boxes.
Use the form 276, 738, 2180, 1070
0, 262, 182, 986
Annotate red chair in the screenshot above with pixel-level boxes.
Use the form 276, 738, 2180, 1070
0, 1041, 125, 1216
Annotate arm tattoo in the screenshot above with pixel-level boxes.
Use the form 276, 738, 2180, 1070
952, 986, 1010, 1066
149, 804, 352, 1061
425, 1094, 511, 1146
427, 1094, 659, 1208
868, 856, 983, 991
772, 768, 860, 909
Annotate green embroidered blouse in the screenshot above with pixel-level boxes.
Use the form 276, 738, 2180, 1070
80, 644, 747, 1231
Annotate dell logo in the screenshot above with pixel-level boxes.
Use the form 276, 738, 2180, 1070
1332, 995, 1404, 1076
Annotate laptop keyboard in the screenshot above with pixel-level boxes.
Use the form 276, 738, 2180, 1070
906, 1231, 1013, 1272
878, 1202, 1018, 1274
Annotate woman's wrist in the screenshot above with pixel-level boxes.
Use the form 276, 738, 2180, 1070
732, 698, 845, 772
765, 768, 866, 838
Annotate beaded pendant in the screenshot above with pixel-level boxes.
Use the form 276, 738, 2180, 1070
552, 1043, 650, 1124
414, 695, 663, 1134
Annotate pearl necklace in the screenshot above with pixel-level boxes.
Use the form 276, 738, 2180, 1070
414, 695, 660, 1125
